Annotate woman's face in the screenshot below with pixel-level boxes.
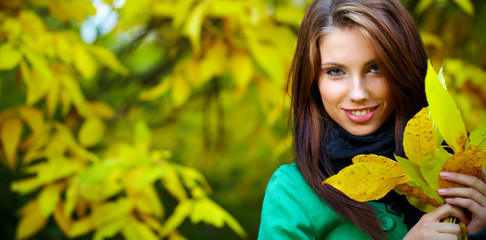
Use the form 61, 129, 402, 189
318, 28, 394, 136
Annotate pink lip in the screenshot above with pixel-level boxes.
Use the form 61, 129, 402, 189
342, 106, 378, 123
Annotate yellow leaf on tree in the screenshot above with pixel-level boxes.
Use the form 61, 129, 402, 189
74, 44, 98, 80
39, 183, 64, 217
18, 107, 45, 136
171, 75, 191, 107
78, 117, 105, 147
16, 199, 48, 239
88, 101, 116, 119
1, 117, 23, 169
122, 216, 159, 240
439, 149, 486, 188
91, 198, 134, 227
138, 75, 171, 101
230, 50, 254, 98
182, 0, 210, 55
70, 216, 95, 238
89, 45, 129, 75
160, 200, 193, 238
324, 156, 406, 202
46, 77, 60, 116
54, 200, 73, 237
93, 215, 128, 240
403, 108, 437, 166
0, 43, 23, 70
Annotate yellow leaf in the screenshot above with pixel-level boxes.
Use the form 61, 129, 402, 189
18, 107, 45, 135
60, 89, 72, 116
92, 198, 134, 227
70, 216, 95, 237
93, 215, 128, 240
403, 108, 437, 166
46, 77, 60, 116
64, 181, 79, 217
16, 199, 48, 239
440, 149, 486, 188
198, 40, 227, 86
37, 157, 82, 185
190, 198, 247, 238
11, 177, 44, 194
139, 213, 163, 231
48, 0, 96, 22
88, 101, 116, 119
425, 61, 467, 153
22, 51, 53, 105
171, 75, 191, 107
352, 154, 410, 184
134, 121, 151, 151
2, 17, 22, 40
324, 157, 405, 201
132, 185, 164, 216
161, 163, 188, 201
247, 31, 285, 86
1, 117, 23, 169
54, 33, 74, 64
138, 75, 171, 101
60, 74, 89, 116
122, 216, 159, 240
39, 183, 64, 217
19, 10, 46, 33
0, 43, 22, 70
74, 44, 98, 80
78, 117, 105, 147
183, 0, 211, 55
89, 45, 129, 75
160, 200, 193, 238
54, 200, 73, 237
230, 50, 253, 95
453, 0, 474, 15
274, 5, 305, 26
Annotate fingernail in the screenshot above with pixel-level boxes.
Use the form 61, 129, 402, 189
440, 172, 451, 178
438, 189, 447, 194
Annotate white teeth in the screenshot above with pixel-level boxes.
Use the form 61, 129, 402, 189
350, 109, 372, 116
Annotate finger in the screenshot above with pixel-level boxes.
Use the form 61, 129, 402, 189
434, 222, 462, 235
439, 187, 486, 208
425, 204, 469, 224
440, 172, 486, 194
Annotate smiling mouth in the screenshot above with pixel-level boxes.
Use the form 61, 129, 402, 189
349, 109, 373, 116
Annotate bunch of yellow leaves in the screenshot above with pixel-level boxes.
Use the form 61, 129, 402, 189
323, 60, 486, 229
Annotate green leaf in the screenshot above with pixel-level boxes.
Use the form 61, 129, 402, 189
425, 60, 467, 153
469, 128, 486, 151
453, 0, 474, 15
420, 148, 450, 191
160, 200, 193, 237
395, 155, 443, 204
79, 160, 118, 184
190, 198, 247, 238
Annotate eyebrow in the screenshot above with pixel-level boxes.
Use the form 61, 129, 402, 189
321, 59, 378, 68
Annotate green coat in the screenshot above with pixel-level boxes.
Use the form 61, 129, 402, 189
258, 163, 408, 239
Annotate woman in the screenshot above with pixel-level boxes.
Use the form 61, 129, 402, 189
259, 0, 486, 239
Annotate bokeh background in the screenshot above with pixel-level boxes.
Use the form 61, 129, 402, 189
0, 0, 485, 239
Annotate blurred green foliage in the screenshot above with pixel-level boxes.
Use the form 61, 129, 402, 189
0, 0, 485, 239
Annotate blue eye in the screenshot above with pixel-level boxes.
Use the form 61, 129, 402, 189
326, 68, 344, 76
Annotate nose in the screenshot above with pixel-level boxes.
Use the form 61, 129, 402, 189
349, 75, 369, 102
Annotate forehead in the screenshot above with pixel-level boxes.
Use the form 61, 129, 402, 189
319, 28, 378, 64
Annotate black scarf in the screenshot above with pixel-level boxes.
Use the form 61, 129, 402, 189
323, 116, 423, 230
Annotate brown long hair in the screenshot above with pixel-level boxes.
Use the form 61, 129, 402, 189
289, 0, 428, 239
